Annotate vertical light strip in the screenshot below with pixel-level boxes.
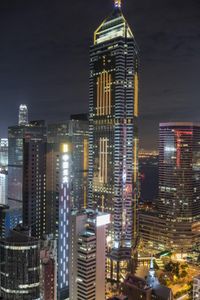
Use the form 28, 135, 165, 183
105, 138, 108, 183
99, 138, 102, 182
99, 137, 108, 184
97, 77, 100, 116
96, 71, 112, 116
100, 73, 102, 115
103, 72, 105, 115
83, 139, 88, 177
106, 72, 108, 115
133, 138, 138, 240
134, 73, 139, 117
84, 186, 87, 209
103, 138, 105, 184
109, 74, 112, 115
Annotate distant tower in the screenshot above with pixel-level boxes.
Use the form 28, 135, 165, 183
18, 104, 28, 126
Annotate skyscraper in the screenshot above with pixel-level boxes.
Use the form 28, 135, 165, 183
46, 124, 71, 299
88, 0, 139, 284
0, 170, 8, 205
8, 126, 24, 209
140, 123, 200, 252
158, 123, 200, 251
69, 210, 110, 300
22, 120, 47, 238
18, 104, 28, 126
0, 138, 8, 168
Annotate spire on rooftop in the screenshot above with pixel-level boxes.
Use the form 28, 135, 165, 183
114, 0, 121, 9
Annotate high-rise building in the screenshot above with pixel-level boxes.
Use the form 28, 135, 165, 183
8, 120, 47, 226
0, 170, 8, 205
69, 210, 110, 300
0, 138, 8, 168
8, 125, 24, 209
88, 0, 139, 284
140, 123, 200, 252
22, 120, 47, 238
46, 124, 71, 299
69, 115, 89, 209
18, 104, 28, 126
0, 225, 40, 300
158, 123, 200, 250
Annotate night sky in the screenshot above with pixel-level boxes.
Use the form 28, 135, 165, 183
0, 0, 200, 149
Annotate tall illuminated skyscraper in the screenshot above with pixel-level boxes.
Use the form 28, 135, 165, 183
140, 123, 200, 253
158, 123, 200, 251
88, 0, 139, 284
18, 104, 28, 126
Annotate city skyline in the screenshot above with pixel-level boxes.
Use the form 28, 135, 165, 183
0, 1, 200, 299
0, 0, 200, 149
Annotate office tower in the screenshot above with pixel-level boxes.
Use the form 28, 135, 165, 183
88, 0, 139, 284
18, 104, 28, 126
158, 123, 200, 250
0, 170, 8, 205
0, 138, 8, 168
22, 120, 47, 238
193, 275, 200, 300
140, 123, 200, 252
70, 115, 89, 209
40, 238, 57, 300
8, 125, 24, 208
46, 124, 71, 299
8, 117, 47, 230
0, 225, 40, 300
69, 210, 110, 300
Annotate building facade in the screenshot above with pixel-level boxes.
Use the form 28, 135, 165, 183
40, 238, 57, 300
46, 124, 71, 299
18, 104, 28, 126
0, 226, 40, 300
0, 138, 8, 168
69, 210, 110, 300
22, 121, 47, 239
140, 123, 200, 253
0, 170, 8, 205
8, 126, 24, 209
88, 0, 139, 284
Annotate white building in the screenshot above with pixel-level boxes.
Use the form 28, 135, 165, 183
69, 210, 110, 300
0, 171, 8, 205
193, 275, 200, 300
18, 104, 28, 126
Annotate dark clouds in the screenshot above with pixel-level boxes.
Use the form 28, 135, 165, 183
0, 0, 200, 148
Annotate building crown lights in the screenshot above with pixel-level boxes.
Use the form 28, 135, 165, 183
114, 0, 121, 8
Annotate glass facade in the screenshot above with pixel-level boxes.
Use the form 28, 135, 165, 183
158, 122, 200, 251
0, 228, 40, 300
